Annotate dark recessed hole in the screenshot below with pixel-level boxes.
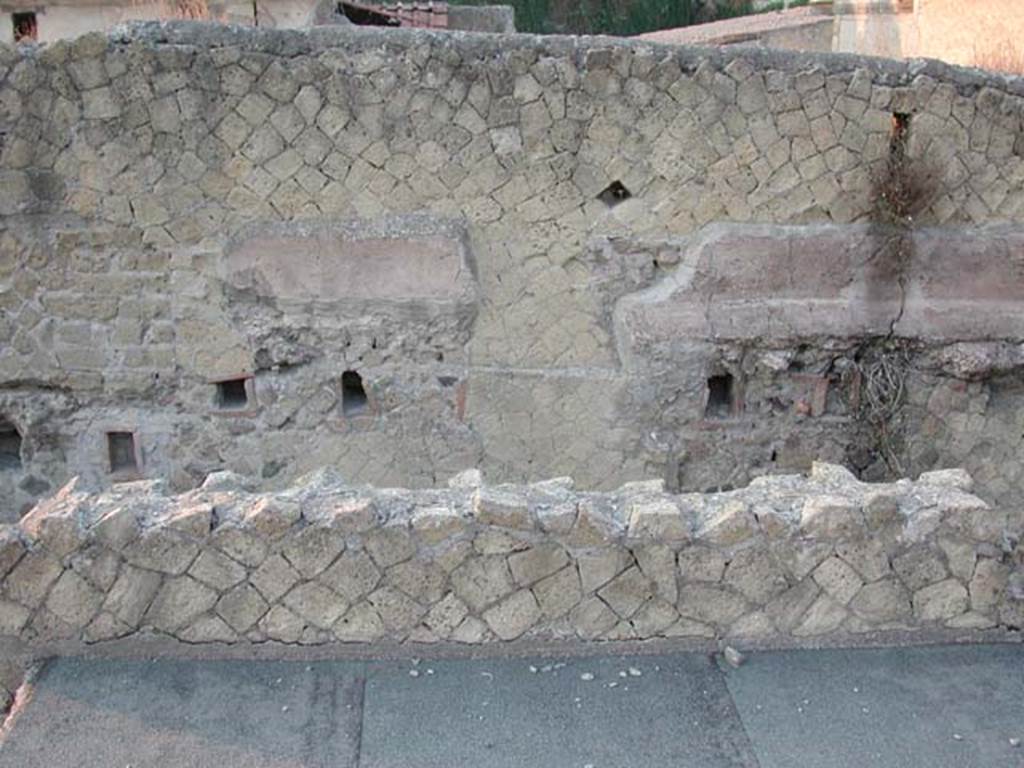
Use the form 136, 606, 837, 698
598, 180, 632, 208
770, 449, 778, 463
342, 370, 369, 416
890, 112, 911, 156
12, 12, 37, 43
705, 374, 734, 419
216, 378, 249, 410
107, 432, 138, 474
438, 375, 458, 388
0, 417, 23, 470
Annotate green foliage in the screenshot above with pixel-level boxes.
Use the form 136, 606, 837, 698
448, 0, 762, 36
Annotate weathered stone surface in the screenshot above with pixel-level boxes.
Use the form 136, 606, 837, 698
244, 498, 301, 538
0, 599, 32, 635
423, 592, 469, 637
281, 526, 346, 577
90, 507, 140, 551
362, 527, 415, 569
634, 543, 678, 603
849, 579, 912, 624
677, 585, 748, 627
124, 530, 199, 575
968, 558, 1009, 612
0, 527, 26, 578
69, 547, 120, 592
800, 496, 864, 539
334, 602, 385, 642
892, 549, 948, 592
145, 576, 219, 633
387, 559, 447, 603
45, 570, 103, 629
211, 526, 268, 568
482, 589, 541, 640
250, 554, 301, 603
180, 614, 238, 643
473, 488, 533, 530
4, 551, 63, 608
598, 566, 654, 619
103, 565, 162, 627
698, 501, 758, 546
532, 565, 582, 619
410, 505, 467, 543
569, 596, 618, 639
189, 549, 247, 591
913, 579, 969, 621
938, 538, 977, 583
282, 582, 347, 630
320, 550, 382, 603
812, 556, 864, 606
678, 546, 728, 583
631, 597, 680, 636
367, 586, 425, 632
626, 498, 690, 540
508, 543, 569, 586
793, 594, 847, 636
577, 548, 630, 593
724, 548, 789, 603
765, 579, 820, 633
260, 604, 305, 643
215, 583, 269, 633
836, 540, 892, 582
450, 555, 514, 612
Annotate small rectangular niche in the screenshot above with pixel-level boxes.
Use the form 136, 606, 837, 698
705, 373, 735, 419
216, 377, 251, 410
341, 370, 369, 416
12, 12, 37, 43
0, 417, 22, 470
107, 432, 139, 475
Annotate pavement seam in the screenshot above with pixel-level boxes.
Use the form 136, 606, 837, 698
352, 674, 367, 768
712, 657, 765, 768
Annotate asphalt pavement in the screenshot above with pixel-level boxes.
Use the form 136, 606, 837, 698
0, 643, 1021, 768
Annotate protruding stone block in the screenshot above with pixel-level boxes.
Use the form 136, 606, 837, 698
698, 500, 758, 546
472, 488, 533, 530
90, 506, 139, 551
410, 504, 467, 544
626, 497, 690, 541
800, 496, 865, 540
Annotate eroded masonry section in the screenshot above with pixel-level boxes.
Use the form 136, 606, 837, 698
1, 463, 1021, 649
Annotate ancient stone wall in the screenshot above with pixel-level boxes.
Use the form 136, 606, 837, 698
2, 23, 1024, 522
1, 464, 1021, 649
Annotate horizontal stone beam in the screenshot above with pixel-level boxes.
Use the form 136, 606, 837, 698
1, 463, 1020, 649
615, 224, 1024, 363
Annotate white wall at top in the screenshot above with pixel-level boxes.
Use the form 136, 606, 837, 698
0, 0, 325, 47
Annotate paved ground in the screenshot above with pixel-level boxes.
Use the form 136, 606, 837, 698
1, 644, 1021, 767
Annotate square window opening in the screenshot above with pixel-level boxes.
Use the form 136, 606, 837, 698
705, 374, 734, 419
342, 370, 369, 416
216, 378, 250, 410
12, 12, 37, 43
107, 432, 138, 474
0, 418, 22, 470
